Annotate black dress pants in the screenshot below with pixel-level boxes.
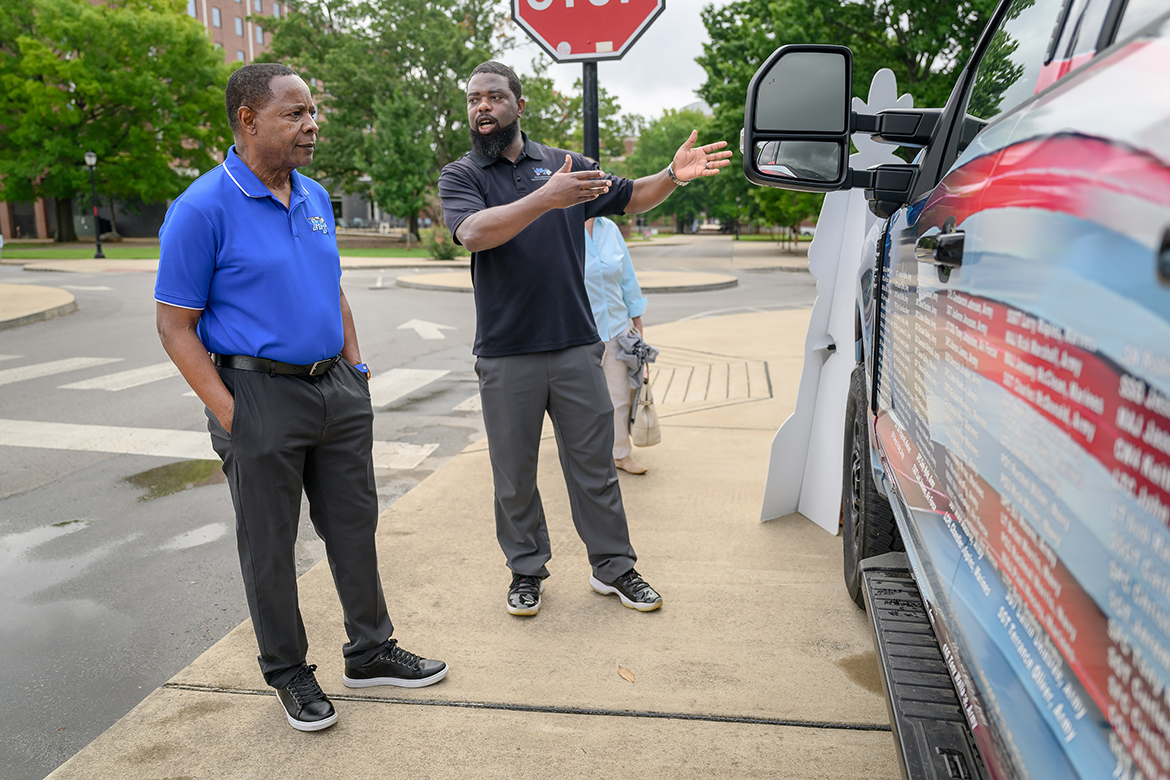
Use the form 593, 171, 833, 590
208, 360, 393, 689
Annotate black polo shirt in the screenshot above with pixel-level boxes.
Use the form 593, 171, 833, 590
438, 134, 633, 357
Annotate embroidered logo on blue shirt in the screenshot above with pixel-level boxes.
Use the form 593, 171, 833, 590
532, 167, 553, 180
307, 216, 328, 234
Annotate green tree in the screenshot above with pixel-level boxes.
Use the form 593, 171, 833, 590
623, 108, 713, 232
520, 59, 645, 163
260, 0, 504, 236
752, 188, 822, 246
696, 0, 996, 232
0, 0, 232, 241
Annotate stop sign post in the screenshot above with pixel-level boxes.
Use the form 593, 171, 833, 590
512, 0, 666, 160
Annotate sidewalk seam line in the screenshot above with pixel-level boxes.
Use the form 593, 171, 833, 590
161, 683, 891, 732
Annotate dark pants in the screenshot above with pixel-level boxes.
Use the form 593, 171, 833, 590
475, 341, 636, 583
208, 360, 393, 689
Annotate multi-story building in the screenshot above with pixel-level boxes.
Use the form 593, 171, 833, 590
184, 0, 280, 66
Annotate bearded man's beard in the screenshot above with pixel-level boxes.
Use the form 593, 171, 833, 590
470, 118, 520, 159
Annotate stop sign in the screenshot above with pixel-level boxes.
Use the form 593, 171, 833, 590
511, 0, 666, 63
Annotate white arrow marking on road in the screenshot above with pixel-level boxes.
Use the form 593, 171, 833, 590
0, 357, 123, 387
368, 368, 450, 409
398, 319, 456, 340
0, 418, 440, 470
60, 361, 182, 391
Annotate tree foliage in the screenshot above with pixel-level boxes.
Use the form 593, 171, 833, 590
623, 108, 714, 232
259, 0, 505, 233
0, 0, 232, 240
520, 58, 644, 163
696, 0, 997, 231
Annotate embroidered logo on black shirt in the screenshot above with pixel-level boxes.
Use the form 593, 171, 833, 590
532, 167, 553, 180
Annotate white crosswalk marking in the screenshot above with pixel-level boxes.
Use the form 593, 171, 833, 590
0, 355, 20, 363
371, 441, 439, 470
0, 419, 213, 459
0, 357, 123, 387
453, 393, 482, 412
0, 418, 440, 470
368, 368, 449, 409
60, 361, 182, 391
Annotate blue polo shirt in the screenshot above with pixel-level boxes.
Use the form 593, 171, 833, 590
155, 146, 343, 365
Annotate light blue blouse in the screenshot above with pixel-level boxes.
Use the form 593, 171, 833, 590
584, 217, 648, 342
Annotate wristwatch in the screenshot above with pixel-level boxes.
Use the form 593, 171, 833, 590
667, 163, 689, 186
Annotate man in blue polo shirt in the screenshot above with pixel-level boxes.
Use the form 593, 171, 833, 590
155, 63, 446, 733
438, 61, 731, 618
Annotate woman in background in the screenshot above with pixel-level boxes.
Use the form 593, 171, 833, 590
584, 216, 649, 475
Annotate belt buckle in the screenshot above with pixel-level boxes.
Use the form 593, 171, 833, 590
309, 359, 328, 376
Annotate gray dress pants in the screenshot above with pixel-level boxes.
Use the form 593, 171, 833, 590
475, 340, 637, 583
208, 360, 393, 689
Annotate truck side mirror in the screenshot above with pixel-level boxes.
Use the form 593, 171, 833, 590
743, 45, 852, 192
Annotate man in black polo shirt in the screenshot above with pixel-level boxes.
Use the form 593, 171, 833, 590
438, 61, 730, 617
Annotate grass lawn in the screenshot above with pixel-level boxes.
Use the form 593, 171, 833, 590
1, 246, 164, 260
1, 246, 453, 260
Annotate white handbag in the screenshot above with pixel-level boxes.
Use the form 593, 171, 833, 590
630, 376, 661, 447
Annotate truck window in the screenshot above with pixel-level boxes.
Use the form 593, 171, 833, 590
967, 0, 1070, 122
1114, 0, 1170, 41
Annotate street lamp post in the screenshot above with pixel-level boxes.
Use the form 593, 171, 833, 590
84, 151, 105, 259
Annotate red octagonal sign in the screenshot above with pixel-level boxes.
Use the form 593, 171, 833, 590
512, 0, 666, 63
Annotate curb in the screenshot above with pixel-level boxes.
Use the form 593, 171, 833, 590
396, 277, 473, 293
0, 299, 77, 331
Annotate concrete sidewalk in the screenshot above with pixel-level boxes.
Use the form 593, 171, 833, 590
0, 283, 77, 331
45, 307, 898, 780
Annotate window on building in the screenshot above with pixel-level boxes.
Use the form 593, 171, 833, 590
309, 77, 317, 87
237, 50, 246, 61
253, 0, 261, 11
214, 42, 223, 50
211, 7, 221, 27
255, 26, 264, 44
272, 3, 280, 17
186, 0, 197, 17
234, 16, 243, 35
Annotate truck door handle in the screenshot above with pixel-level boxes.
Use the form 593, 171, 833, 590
916, 231, 964, 268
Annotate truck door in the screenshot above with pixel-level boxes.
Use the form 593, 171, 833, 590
877, 3, 1170, 776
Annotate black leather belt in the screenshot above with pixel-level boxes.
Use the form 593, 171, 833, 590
212, 353, 341, 376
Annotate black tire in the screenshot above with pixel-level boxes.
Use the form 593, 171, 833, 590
842, 364, 902, 609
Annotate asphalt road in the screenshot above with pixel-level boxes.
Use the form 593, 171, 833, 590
0, 241, 815, 780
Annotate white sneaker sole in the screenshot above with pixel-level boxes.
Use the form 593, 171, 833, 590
277, 693, 338, 732
506, 577, 546, 616
343, 664, 448, 689
589, 575, 662, 612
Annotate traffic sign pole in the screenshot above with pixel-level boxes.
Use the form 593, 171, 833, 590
583, 61, 599, 162
510, 0, 664, 164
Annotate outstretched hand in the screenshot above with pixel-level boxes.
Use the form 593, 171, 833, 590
542, 154, 612, 210
672, 130, 733, 183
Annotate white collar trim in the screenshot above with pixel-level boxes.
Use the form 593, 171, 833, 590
224, 161, 311, 200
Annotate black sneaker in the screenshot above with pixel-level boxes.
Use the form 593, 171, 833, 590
276, 664, 337, 732
342, 639, 448, 689
507, 573, 546, 616
590, 568, 662, 612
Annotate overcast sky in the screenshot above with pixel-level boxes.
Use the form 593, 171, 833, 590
506, 0, 733, 122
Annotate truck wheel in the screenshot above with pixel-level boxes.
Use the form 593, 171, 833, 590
842, 364, 901, 609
